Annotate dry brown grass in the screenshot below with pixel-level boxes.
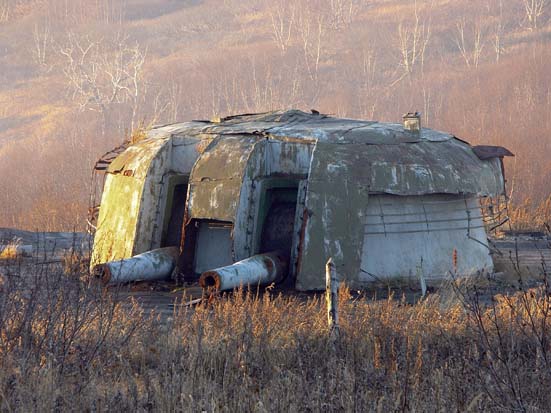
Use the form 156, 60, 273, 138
127, 121, 153, 145
509, 195, 551, 233
0, 240, 30, 260
1, 259, 551, 411
0, 244, 18, 260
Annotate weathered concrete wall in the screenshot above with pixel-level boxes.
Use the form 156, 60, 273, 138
295, 141, 370, 290
132, 139, 172, 254
294, 140, 498, 290
92, 110, 509, 286
92, 135, 203, 267
186, 136, 260, 224
358, 194, 493, 284
234, 139, 314, 261
132, 136, 203, 252
296, 192, 493, 290
91, 173, 145, 266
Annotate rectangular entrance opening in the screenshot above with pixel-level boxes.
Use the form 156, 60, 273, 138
257, 186, 299, 259
161, 175, 189, 248
179, 219, 234, 281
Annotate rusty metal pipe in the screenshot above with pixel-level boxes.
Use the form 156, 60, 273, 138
94, 247, 179, 285
199, 251, 288, 291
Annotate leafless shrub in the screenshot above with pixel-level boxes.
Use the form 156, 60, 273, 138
328, 0, 357, 30
57, 31, 147, 133
0, 239, 21, 260
509, 195, 551, 232
125, 120, 152, 145
0, 260, 148, 409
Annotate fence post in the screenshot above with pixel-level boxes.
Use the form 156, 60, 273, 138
325, 258, 339, 332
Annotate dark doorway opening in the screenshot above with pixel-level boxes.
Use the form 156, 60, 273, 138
258, 186, 298, 261
161, 177, 188, 248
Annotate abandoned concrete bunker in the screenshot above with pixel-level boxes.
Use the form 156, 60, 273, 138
90, 110, 513, 291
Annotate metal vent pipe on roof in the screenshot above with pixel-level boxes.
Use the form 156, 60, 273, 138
403, 112, 421, 132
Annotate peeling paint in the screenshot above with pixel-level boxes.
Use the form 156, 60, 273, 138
92, 110, 511, 290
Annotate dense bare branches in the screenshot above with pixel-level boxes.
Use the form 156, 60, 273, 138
454, 18, 486, 68
328, 0, 357, 30
32, 19, 52, 70
1, 0, 551, 229
57, 32, 147, 131
491, 0, 505, 63
351, 47, 380, 118
297, 4, 326, 81
268, 0, 295, 52
0, 1, 8, 22
521, 0, 547, 29
202, 57, 305, 116
395, 2, 431, 81
2, 266, 551, 411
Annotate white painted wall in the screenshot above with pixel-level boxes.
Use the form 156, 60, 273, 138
359, 194, 493, 282
193, 222, 233, 274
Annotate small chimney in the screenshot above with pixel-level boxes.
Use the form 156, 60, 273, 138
403, 112, 421, 132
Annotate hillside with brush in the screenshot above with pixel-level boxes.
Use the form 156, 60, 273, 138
0, 0, 550, 230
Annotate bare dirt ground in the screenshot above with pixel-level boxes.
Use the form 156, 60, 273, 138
1, 228, 550, 318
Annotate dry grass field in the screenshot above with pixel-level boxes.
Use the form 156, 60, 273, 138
0, 248, 550, 412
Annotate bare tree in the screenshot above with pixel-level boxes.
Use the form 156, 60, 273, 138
248, 58, 304, 109
0, 0, 9, 22
521, 0, 547, 30
395, 2, 431, 82
149, 87, 171, 125
421, 82, 444, 125
32, 20, 53, 70
492, 0, 505, 63
57, 32, 147, 133
268, 0, 296, 52
328, 0, 357, 30
357, 48, 379, 118
297, 5, 326, 81
454, 18, 486, 68
164, 79, 183, 123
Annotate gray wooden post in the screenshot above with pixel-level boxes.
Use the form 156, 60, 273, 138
416, 259, 427, 297
325, 258, 339, 331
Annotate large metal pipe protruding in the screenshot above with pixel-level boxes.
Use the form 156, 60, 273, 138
94, 247, 179, 285
199, 251, 288, 291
